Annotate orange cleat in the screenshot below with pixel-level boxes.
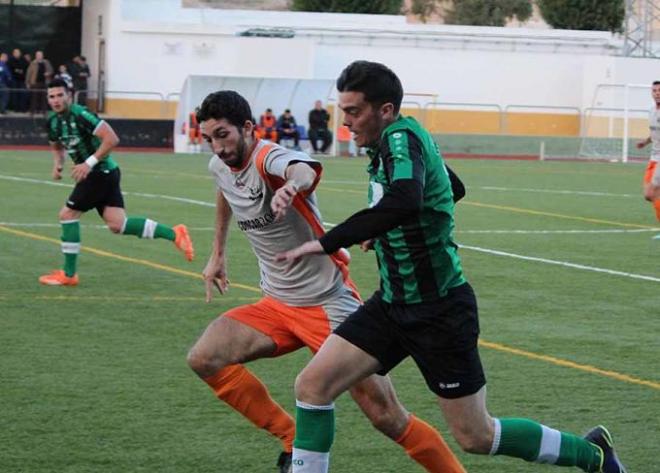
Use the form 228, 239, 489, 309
173, 224, 194, 261
39, 270, 79, 286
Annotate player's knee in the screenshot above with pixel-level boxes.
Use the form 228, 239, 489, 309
107, 221, 123, 234
450, 421, 493, 454
187, 346, 222, 378
294, 369, 329, 404
58, 207, 76, 221
350, 385, 407, 438
644, 186, 657, 201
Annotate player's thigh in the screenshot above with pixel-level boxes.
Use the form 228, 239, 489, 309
399, 283, 486, 400
102, 206, 126, 233
190, 314, 278, 367
296, 333, 382, 403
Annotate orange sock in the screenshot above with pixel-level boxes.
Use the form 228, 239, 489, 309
203, 364, 295, 452
396, 415, 466, 473
653, 199, 660, 221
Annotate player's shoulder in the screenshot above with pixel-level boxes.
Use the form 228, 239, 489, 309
71, 103, 100, 121
208, 154, 228, 176
46, 111, 58, 123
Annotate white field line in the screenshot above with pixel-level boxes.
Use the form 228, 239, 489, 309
458, 228, 660, 234
461, 245, 660, 283
0, 174, 215, 207
2, 222, 658, 236
321, 180, 639, 198
0, 222, 217, 231
4, 174, 658, 282
479, 186, 638, 198
321, 221, 660, 284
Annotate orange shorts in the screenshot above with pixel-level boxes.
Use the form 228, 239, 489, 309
224, 287, 360, 357
644, 160, 658, 184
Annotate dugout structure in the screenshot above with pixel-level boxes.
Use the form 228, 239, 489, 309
174, 75, 335, 153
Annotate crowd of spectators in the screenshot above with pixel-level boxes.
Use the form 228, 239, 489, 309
253, 101, 333, 153
0, 48, 90, 115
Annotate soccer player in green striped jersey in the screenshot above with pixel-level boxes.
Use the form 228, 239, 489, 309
277, 61, 626, 473
38, 79, 194, 286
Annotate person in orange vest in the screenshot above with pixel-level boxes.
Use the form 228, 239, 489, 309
186, 107, 202, 153
258, 108, 278, 142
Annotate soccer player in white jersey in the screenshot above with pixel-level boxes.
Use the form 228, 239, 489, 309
636, 80, 660, 238
186, 90, 466, 473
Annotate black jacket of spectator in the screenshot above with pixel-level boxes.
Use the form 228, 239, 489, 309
309, 108, 330, 130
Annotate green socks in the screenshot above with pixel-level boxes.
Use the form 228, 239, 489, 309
292, 401, 335, 472
492, 418, 602, 472
61, 220, 80, 277
121, 217, 175, 241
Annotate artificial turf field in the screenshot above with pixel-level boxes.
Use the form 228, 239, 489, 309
1, 150, 658, 472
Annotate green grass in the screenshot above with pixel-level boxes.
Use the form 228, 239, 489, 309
1, 150, 658, 472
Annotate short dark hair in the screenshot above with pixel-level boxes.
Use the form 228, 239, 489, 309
653, 81, 660, 86
336, 60, 403, 114
196, 90, 252, 129
47, 78, 71, 90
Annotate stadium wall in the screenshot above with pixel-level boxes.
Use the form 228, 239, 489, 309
78, 1, 659, 137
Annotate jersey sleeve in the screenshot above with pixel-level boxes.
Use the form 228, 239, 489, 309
264, 147, 322, 192
74, 106, 103, 135
384, 130, 425, 187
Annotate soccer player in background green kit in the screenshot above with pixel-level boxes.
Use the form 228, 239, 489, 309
277, 61, 627, 473
38, 78, 194, 286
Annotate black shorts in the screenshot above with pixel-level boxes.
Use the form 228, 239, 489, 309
334, 282, 486, 399
66, 168, 124, 216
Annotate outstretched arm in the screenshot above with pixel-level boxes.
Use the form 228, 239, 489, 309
204, 190, 233, 302
49, 142, 66, 181
276, 179, 422, 263
637, 136, 652, 149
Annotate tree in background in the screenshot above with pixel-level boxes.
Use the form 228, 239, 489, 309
291, 0, 403, 14
444, 0, 533, 26
537, 0, 624, 32
409, 0, 440, 22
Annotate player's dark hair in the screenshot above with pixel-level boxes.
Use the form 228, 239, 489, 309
47, 78, 71, 90
197, 90, 252, 129
336, 60, 403, 114
653, 81, 660, 86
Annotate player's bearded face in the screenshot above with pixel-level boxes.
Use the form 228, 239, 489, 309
201, 118, 253, 168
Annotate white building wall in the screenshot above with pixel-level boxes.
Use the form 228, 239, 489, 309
81, 0, 660, 114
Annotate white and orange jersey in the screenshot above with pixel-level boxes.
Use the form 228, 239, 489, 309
209, 140, 353, 307
649, 106, 660, 162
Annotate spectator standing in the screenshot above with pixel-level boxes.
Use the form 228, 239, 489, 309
71, 55, 90, 105
0, 52, 12, 114
308, 100, 333, 154
55, 64, 74, 90
8, 48, 28, 112
277, 108, 300, 149
26, 50, 53, 115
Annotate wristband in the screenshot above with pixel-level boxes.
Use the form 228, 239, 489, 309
85, 155, 99, 168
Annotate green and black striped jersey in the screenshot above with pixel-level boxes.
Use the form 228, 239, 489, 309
368, 116, 465, 304
46, 104, 118, 172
